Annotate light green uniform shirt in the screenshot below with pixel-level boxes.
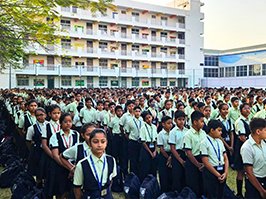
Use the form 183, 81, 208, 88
126, 117, 144, 141
183, 127, 207, 156
228, 107, 240, 123
79, 107, 96, 124
139, 123, 158, 143
18, 111, 37, 129
109, 116, 122, 134
157, 129, 171, 152
169, 126, 188, 150
254, 109, 266, 119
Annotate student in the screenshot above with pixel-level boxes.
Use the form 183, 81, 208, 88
60, 123, 96, 176
240, 118, 266, 199
95, 100, 105, 128
201, 120, 229, 199
254, 99, 266, 119
80, 97, 97, 125
139, 111, 158, 182
26, 107, 49, 187
73, 104, 83, 133
250, 96, 264, 118
228, 97, 240, 123
45, 113, 79, 199
217, 103, 234, 166
183, 111, 206, 197
73, 129, 117, 199
157, 116, 173, 192
109, 105, 124, 169
234, 103, 251, 198
202, 105, 211, 133
169, 110, 188, 192
146, 98, 159, 126
126, 106, 144, 177
14, 100, 26, 125
41, 105, 61, 181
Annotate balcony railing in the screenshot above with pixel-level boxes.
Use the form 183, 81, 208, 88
15, 64, 188, 78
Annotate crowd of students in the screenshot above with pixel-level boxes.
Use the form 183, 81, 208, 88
1, 87, 266, 199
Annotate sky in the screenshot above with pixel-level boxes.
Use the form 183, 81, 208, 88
134, 0, 266, 50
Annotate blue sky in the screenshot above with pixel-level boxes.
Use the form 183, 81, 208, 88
134, 0, 266, 50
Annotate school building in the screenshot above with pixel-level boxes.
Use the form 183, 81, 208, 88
0, 0, 205, 89
202, 44, 266, 88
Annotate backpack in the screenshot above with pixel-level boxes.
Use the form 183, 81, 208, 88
111, 165, 124, 192
124, 173, 141, 199
11, 172, 36, 199
22, 187, 45, 199
140, 174, 160, 199
223, 184, 238, 199
157, 191, 179, 199
177, 187, 196, 199
0, 137, 16, 155
0, 161, 24, 188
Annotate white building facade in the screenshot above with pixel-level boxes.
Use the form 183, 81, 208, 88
0, 0, 204, 89
202, 44, 266, 88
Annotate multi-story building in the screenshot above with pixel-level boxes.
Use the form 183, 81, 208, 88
0, 0, 204, 89
202, 44, 266, 88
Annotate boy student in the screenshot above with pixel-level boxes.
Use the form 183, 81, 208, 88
201, 120, 229, 199
228, 97, 240, 123
126, 106, 144, 177
254, 99, 266, 119
79, 97, 97, 125
241, 118, 266, 199
183, 111, 206, 197
169, 110, 188, 192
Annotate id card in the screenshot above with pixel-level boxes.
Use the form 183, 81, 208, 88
225, 135, 230, 142
101, 189, 107, 196
149, 143, 155, 148
217, 165, 223, 171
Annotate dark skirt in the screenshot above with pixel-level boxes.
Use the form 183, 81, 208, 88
234, 139, 244, 171
39, 152, 52, 179
44, 159, 71, 197
28, 145, 43, 178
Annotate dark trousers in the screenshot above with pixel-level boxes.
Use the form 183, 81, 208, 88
172, 150, 186, 192
245, 177, 266, 199
185, 156, 204, 197
112, 134, 124, 166
106, 129, 113, 155
203, 167, 225, 199
128, 140, 141, 177
158, 153, 172, 192
122, 136, 129, 175
139, 145, 157, 182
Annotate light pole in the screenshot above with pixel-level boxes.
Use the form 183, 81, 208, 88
9, 64, 11, 89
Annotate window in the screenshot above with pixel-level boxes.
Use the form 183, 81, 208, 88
87, 58, 93, 71
98, 24, 107, 34
132, 45, 139, 52
160, 78, 167, 87
99, 77, 108, 87
60, 20, 70, 30
161, 16, 168, 21
72, 6, 77, 13
132, 77, 140, 87
132, 12, 139, 21
160, 47, 167, 53
204, 55, 219, 66
132, 61, 139, 69
219, 68, 224, 77
236, 65, 247, 77
142, 49, 149, 55
33, 79, 44, 87
225, 66, 235, 77
203, 68, 218, 77
161, 16, 168, 25
99, 59, 108, 68
170, 81, 176, 86
61, 7, 70, 12
99, 42, 108, 51
132, 28, 139, 35
17, 76, 29, 86
152, 15, 156, 19
249, 64, 261, 76
61, 39, 71, 49
121, 10, 126, 14
161, 63, 167, 69
160, 32, 168, 38
262, 64, 266, 75
178, 63, 185, 74
61, 76, 72, 86
23, 56, 29, 66
62, 57, 71, 67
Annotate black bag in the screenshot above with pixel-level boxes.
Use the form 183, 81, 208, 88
0, 137, 15, 155
11, 171, 36, 199
223, 184, 238, 199
140, 174, 160, 199
177, 187, 196, 199
22, 187, 45, 199
111, 165, 124, 192
124, 172, 141, 199
157, 191, 179, 199
0, 162, 23, 188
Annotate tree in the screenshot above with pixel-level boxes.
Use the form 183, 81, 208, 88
0, 0, 114, 69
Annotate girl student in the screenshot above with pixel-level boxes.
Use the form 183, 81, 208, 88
60, 123, 96, 176
217, 103, 235, 166
41, 104, 61, 179
45, 113, 80, 199
26, 107, 49, 187
73, 129, 117, 199
139, 111, 158, 182
169, 110, 188, 192
234, 102, 251, 198
201, 120, 229, 199
157, 116, 173, 192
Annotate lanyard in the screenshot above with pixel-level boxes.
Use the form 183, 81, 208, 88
90, 155, 106, 191
133, 118, 141, 131
51, 123, 60, 133
62, 134, 71, 148
207, 137, 221, 164
145, 124, 153, 141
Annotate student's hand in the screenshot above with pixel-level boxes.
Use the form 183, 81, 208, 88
197, 163, 204, 171
259, 190, 266, 199
219, 173, 226, 183
181, 160, 186, 167
125, 134, 129, 140
228, 146, 234, 153
166, 157, 172, 168
152, 151, 157, 159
